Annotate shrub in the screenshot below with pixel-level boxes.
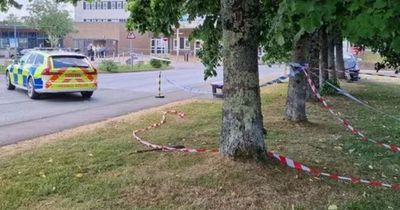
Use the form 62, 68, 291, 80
150, 59, 162, 68
99, 60, 118, 72
161, 58, 171, 66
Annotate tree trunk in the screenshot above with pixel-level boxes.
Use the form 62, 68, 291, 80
328, 29, 337, 81
306, 31, 320, 101
284, 34, 310, 122
336, 32, 346, 79
319, 26, 329, 87
220, 0, 266, 160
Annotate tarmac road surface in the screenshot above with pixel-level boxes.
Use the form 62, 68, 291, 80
0, 62, 285, 146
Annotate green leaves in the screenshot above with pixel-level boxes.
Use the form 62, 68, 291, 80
390, 37, 400, 52
26, 0, 75, 47
373, 0, 387, 9
125, 0, 400, 75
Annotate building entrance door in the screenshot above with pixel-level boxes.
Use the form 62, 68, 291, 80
151, 38, 169, 55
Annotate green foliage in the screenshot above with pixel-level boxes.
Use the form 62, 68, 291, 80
149, 59, 162, 68
0, 0, 21, 12
191, 15, 222, 80
25, 0, 75, 47
160, 58, 171, 66
320, 79, 340, 96
99, 60, 118, 72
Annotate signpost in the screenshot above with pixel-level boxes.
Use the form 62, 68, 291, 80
127, 32, 136, 71
174, 29, 183, 57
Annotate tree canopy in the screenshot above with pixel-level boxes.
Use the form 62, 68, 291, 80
25, 0, 75, 47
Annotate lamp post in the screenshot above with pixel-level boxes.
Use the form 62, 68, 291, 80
14, 24, 17, 48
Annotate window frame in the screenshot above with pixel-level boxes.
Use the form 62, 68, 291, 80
34, 54, 45, 65
117, 1, 122, 9
26, 53, 37, 65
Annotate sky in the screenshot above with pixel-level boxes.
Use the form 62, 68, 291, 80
0, 0, 75, 21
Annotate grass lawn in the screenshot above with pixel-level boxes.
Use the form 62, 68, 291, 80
0, 64, 9, 74
358, 51, 384, 63
1, 79, 400, 209
99, 63, 172, 73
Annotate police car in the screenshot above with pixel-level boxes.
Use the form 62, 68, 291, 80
5, 50, 97, 99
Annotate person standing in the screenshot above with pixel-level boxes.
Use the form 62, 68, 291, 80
87, 43, 95, 61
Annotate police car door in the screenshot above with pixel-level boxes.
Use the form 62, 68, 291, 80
22, 53, 37, 87
13, 54, 30, 87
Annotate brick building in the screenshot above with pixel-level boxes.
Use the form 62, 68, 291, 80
63, 0, 202, 57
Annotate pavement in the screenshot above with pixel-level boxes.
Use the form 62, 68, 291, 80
0, 62, 285, 146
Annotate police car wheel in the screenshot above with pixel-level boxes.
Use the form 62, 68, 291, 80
27, 77, 40, 99
81, 91, 93, 99
6, 71, 15, 90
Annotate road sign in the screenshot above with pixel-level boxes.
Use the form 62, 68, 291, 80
127, 32, 136, 39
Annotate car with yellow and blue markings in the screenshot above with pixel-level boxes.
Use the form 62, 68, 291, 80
5, 50, 97, 99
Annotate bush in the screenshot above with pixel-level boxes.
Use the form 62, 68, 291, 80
149, 59, 162, 68
99, 60, 118, 72
161, 58, 171, 66
320, 79, 340, 96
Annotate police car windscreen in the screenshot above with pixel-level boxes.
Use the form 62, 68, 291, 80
52, 56, 90, 69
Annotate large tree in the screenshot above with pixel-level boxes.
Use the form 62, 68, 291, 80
25, 0, 75, 47
219, 0, 265, 159
127, 0, 266, 160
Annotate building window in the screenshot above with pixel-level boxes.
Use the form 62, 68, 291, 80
102, 1, 107, 9
96, 2, 101, 9
83, 2, 86, 10
123, 2, 127, 9
173, 38, 190, 50
111, 1, 115, 9
107, 1, 111, 9
117, 1, 122, 9
185, 38, 190, 49
91, 2, 96, 9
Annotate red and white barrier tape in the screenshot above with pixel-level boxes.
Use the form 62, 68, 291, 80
133, 110, 219, 153
132, 110, 400, 190
303, 70, 400, 153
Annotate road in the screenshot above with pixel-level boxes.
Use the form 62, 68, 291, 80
0, 62, 285, 146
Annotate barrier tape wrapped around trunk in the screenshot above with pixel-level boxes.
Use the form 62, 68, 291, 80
132, 110, 400, 190
302, 70, 400, 153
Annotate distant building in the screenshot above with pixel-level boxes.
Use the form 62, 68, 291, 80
74, 0, 129, 23
0, 24, 50, 58
64, 1, 203, 57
